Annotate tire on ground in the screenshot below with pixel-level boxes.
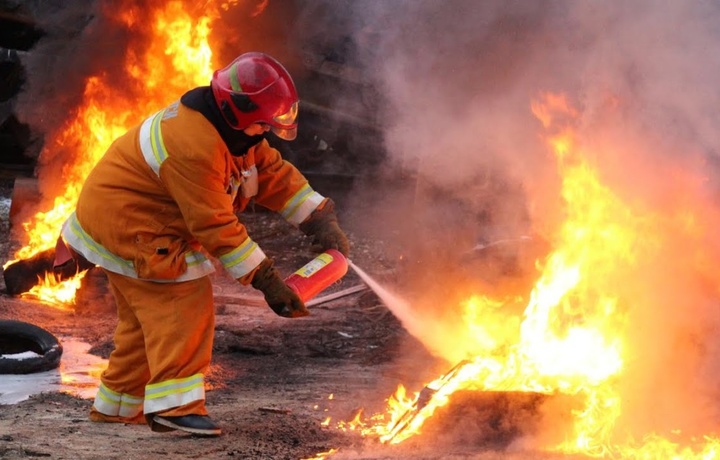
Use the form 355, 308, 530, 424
0, 320, 63, 374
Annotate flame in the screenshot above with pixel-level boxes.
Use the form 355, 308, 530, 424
20, 270, 87, 310
301, 449, 340, 460
9, 1, 224, 305
332, 92, 720, 458
219, 0, 269, 16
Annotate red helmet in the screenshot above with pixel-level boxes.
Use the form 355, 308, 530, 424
211, 52, 299, 140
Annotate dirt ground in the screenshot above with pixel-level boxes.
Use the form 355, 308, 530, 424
0, 176, 574, 460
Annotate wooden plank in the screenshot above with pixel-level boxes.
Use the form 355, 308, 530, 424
215, 284, 369, 308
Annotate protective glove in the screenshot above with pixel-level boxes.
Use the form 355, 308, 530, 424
250, 258, 309, 318
299, 198, 350, 257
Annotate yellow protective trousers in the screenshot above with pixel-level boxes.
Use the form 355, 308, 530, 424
92, 269, 215, 419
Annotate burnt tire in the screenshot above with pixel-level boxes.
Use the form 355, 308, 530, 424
0, 320, 63, 374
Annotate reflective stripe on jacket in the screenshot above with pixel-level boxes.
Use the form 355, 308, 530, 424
66, 99, 324, 282
61, 212, 215, 282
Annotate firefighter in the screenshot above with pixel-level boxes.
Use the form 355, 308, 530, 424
57, 52, 350, 436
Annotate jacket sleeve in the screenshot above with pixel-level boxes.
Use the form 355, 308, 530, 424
158, 137, 266, 280
250, 139, 326, 226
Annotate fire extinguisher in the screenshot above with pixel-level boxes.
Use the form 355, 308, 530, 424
284, 249, 348, 302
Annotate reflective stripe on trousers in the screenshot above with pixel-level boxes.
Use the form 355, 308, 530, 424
93, 381, 144, 418
93, 269, 214, 417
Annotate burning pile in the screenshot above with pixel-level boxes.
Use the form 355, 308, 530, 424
314, 92, 720, 459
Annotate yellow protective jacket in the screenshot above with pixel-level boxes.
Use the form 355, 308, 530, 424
61, 99, 325, 283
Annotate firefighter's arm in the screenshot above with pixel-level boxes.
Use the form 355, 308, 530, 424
159, 149, 268, 281
298, 198, 350, 257
160, 150, 308, 317
250, 140, 350, 255
250, 140, 325, 225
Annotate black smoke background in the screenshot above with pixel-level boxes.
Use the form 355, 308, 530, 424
14, 0, 99, 140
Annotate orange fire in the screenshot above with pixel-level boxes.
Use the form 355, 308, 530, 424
6, 1, 226, 306
328, 92, 720, 458
301, 449, 340, 460
20, 270, 87, 310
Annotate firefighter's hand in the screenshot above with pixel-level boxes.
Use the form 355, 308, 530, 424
251, 258, 309, 318
299, 199, 350, 257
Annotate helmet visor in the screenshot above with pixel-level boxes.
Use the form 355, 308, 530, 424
271, 126, 297, 141
273, 100, 298, 123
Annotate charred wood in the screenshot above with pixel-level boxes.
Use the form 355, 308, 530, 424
0, 10, 43, 51
0, 48, 24, 102
0, 115, 34, 175
415, 390, 580, 451
3, 248, 54, 295
3, 248, 93, 296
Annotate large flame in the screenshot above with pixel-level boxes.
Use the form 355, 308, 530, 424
325, 93, 720, 458
7, 1, 224, 305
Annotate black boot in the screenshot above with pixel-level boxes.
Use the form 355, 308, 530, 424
150, 414, 221, 436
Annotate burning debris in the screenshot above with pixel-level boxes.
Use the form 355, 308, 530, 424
382, 360, 475, 444
297, 88, 720, 459
3, 247, 72, 296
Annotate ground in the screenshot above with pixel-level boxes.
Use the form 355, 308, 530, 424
0, 177, 575, 460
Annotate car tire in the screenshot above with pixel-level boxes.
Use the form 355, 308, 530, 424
0, 320, 63, 374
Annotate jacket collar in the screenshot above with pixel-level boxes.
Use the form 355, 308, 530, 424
180, 86, 266, 156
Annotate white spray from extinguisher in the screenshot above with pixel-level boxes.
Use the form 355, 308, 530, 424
284, 250, 422, 331
347, 261, 423, 333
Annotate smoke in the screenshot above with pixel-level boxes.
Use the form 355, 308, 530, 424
14, 0, 103, 144
13, 0, 152, 205
316, 0, 720, 451
209, 1, 305, 76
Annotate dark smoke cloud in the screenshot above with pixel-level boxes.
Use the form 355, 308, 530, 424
13, 0, 200, 157
14, 0, 100, 144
